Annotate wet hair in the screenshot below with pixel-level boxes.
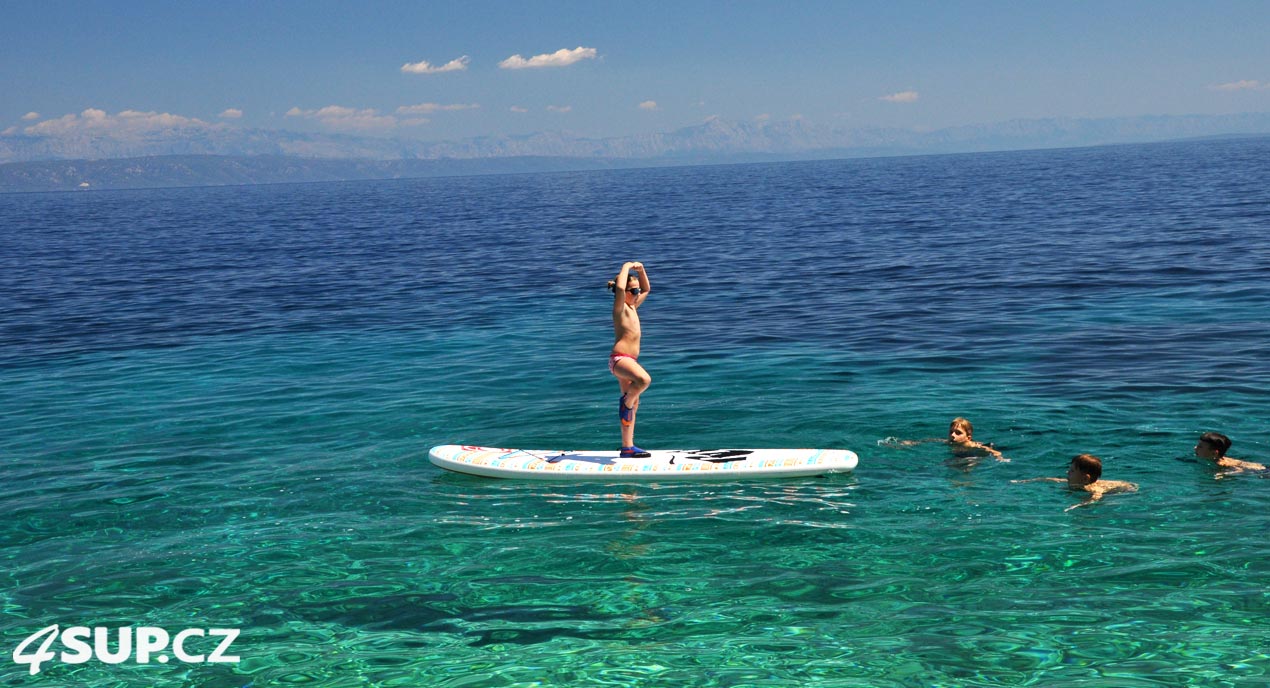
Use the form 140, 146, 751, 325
607, 280, 617, 293
1198, 432, 1231, 457
949, 417, 973, 438
1071, 454, 1103, 481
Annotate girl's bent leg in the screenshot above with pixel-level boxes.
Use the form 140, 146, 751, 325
613, 358, 651, 447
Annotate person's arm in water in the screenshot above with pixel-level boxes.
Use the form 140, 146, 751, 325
1065, 481, 1138, 512
1013, 476, 1093, 511
895, 437, 1007, 461
894, 438, 939, 446
1065, 496, 1097, 512
972, 441, 1007, 461
1214, 457, 1267, 479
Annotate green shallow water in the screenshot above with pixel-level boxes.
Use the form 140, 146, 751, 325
3, 328, 1267, 686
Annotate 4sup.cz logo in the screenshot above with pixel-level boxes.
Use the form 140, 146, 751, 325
11, 625, 240, 675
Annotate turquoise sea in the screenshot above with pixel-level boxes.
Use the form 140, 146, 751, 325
2, 139, 1268, 686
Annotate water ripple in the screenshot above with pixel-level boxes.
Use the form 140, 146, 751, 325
3, 139, 1270, 685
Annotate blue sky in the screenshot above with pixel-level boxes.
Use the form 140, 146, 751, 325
3, 0, 1268, 143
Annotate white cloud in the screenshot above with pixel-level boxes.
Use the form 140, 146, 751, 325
1, 126, 16, 136
638, 100, 658, 111
287, 105, 398, 131
24, 108, 214, 135
880, 90, 920, 103
22, 112, 40, 121
510, 106, 528, 113
499, 46, 597, 70
401, 55, 470, 75
754, 113, 771, 122
219, 108, 243, 119
1211, 79, 1266, 91
395, 102, 479, 115
546, 105, 572, 113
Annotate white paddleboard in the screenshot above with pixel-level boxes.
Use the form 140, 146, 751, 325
429, 445, 857, 481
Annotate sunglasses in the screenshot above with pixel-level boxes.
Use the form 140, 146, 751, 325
626, 287, 642, 295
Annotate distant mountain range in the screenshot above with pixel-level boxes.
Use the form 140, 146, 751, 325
0, 155, 640, 193
2, 112, 1268, 192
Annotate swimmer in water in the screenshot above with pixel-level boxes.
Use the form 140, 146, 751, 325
1013, 454, 1138, 512
1194, 431, 1266, 479
894, 417, 1008, 464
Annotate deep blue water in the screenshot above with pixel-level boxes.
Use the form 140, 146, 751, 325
2, 139, 1268, 686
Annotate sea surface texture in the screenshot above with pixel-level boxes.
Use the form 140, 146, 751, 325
3, 138, 1268, 687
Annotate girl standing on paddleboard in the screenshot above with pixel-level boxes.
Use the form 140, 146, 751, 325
608, 261, 652, 458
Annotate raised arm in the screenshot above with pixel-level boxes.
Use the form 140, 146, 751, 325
630, 262, 650, 307
615, 262, 634, 290
613, 262, 635, 316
